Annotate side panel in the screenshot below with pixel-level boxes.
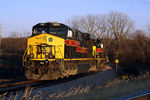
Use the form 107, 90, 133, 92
47, 35, 64, 58
93, 46, 96, 57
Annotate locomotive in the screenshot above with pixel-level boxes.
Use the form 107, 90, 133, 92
23, 22, 106, 80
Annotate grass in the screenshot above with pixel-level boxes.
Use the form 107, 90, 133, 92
0, 72, 150, 100
0, 85, 33, 100
61, 72, 150, 100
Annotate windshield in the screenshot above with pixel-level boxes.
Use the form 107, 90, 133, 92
49, 28, 67, 35
33, 27, 67, 35
33, 28, 47, 35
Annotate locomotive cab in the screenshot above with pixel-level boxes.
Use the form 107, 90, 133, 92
32, 22, 74, 39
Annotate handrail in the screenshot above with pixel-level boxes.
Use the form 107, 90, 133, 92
22, 45, 63, 66
22, 47, 29, 67
55, 45, 63, 58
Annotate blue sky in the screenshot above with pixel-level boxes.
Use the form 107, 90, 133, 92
0, 0, 150, 37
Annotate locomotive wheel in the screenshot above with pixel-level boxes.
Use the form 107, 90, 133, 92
25, 68, 33, 79
96, 60, 105, 70
38, 67, 45, 78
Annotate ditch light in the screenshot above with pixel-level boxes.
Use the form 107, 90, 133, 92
30, 54, 34, 58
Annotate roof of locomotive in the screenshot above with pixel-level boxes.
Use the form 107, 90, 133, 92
33, 22, 78, 32
32, 22, 98, 40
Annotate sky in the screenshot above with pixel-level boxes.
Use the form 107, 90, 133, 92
0, 0, 150, 37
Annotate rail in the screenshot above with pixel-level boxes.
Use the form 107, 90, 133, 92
0, 80, 42, 94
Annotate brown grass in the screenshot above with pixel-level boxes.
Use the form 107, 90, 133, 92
0, 72, 150, 100
61, 72, 150, 100
22, 86, 33, 100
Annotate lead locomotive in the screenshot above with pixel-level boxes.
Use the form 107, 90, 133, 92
23, 22, 106, 80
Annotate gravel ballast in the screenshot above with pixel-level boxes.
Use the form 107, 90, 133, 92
28, 66, 118, 99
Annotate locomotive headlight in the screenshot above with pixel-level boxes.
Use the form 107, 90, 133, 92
49, 54, 53, 58
30, 54, 34, 58
67, 29, 73, 38
100, 43, 103, 48
40, 61, 44, 64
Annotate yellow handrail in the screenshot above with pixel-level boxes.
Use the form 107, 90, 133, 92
22, 47, 29, 67
56, 45, 63, 58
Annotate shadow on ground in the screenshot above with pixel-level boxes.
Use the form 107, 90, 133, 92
0, 56, 26, 80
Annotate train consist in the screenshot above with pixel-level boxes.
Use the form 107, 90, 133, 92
23, 22, 107, 80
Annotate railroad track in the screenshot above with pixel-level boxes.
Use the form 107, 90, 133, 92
0, 80, 43, 94
0, 71, 97, 95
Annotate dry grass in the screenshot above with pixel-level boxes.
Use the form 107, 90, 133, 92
47, 85, 90, 98
0, 85, 33, 100
61, 72, 150, 100
0, 72, 150, 100
22, 86, 33, 99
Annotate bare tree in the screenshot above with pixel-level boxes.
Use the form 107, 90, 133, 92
67, 16, 81, 30
79, 15, 97, 34
107, 11, 134, 58
108, 11, 134, 40
67, 15, 97, 34
67, 14, 109, 38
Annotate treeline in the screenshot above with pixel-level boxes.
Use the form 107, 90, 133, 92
1, 33, 28, 57
67, 11, 150, 67
108, 31, 150, 66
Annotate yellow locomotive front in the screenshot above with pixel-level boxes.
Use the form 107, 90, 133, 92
27, 33, 65, 60
23, 22, 106, 80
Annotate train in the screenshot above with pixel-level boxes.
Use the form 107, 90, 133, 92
23, 22, 107, 80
